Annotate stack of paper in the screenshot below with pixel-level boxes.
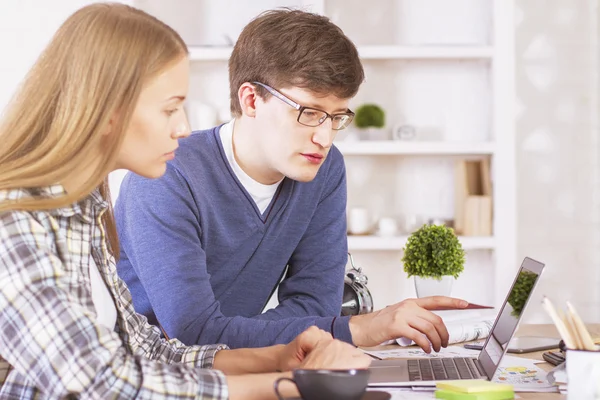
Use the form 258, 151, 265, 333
395, 309, 497, 347
546, 362, 567, 394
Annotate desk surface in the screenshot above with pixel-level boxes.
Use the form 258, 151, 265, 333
512, 324, 599, 399
373, 324, 600, 399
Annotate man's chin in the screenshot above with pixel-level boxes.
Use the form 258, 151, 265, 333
286, 169, 319, 183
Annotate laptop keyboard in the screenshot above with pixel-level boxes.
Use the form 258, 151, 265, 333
408, 358, 485, 381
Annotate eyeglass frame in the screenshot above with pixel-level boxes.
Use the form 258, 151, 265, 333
251, 81, 355, 130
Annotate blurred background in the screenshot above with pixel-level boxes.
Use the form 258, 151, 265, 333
1, 0, 598, 323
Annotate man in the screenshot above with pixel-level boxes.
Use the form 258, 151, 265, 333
116, 9, 467, 349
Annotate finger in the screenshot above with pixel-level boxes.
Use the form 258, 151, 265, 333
297, 326, 328, 354
352, 353, 373, 369
408, 316, 443, 352
318, 329, 334, 342
411, 308, 450, 347
414, 296, 469, 310
398, 326, 432, 353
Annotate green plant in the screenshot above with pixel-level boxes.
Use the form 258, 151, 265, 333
402, 224, 465, 280
507, 270, 538, 318
354, 104, 385, 129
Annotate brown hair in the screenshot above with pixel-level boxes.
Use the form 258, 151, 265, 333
0, 3, 188, 259
229, 8, 364, 116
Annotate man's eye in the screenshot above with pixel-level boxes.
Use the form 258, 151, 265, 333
165, 108, 178, 116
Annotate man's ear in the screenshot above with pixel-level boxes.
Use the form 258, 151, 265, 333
238, 82, 259, 118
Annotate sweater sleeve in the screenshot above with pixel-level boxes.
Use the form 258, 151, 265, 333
256, 147, 353, 343
115, 164, 351, 348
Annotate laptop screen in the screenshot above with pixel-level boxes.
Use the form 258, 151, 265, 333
478, 257, 545, 379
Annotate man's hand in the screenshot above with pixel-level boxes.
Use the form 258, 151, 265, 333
349, 296, 469, 352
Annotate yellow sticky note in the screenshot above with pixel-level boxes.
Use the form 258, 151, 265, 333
436, 380, 514, 393
435, 389, 515, 400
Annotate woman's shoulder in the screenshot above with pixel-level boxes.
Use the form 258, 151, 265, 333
0, 188, 57, 241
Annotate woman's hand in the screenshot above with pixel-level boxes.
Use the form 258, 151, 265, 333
276, 326, 334, 371
299, 337, 372, 370
276, 326, 371, 371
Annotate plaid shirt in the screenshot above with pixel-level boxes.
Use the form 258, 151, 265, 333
0, 185, 229, 399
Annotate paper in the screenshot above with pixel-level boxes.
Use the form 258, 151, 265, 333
396, 310, 497, 346
493, 364, 556, 392
364, 346, 480, 359
546, 362, 567, 385
374, 388, 435, 399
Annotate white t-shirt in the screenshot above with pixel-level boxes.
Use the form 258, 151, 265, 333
89, 258, 117, 330
219, 120, 282, 214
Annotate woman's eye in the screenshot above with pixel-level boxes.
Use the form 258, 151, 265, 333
165, 108, 178, 116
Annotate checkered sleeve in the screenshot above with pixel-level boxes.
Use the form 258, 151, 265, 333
0, 211, 229, 399
112, 267, 229, 369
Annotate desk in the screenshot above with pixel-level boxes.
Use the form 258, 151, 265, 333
371, 324, 600, 399
513, 324, 599, 399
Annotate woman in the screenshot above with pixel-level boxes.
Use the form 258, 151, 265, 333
0, 3, 370, 399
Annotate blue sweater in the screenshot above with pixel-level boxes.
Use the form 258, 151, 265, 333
115, 126, 352, 348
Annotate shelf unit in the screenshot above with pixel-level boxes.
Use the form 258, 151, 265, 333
348, 235, 495, 251
128, 0, 516, 310
335, 141, 496, 156
188, 45, 494, 62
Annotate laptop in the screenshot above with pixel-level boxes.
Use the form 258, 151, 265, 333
368, 256, 545, 387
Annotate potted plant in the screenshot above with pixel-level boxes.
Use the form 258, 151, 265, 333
353, 103, 386, 140
402, 224, 465, 297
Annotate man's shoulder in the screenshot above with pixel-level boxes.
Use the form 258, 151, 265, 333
175, 127, 222, 162
314, 144, 345, 184
327, 144, 344, 166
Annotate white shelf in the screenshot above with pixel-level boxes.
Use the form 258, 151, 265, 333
335, 141, 495, 156
188, 46, 232, 61
188, 45, 493, 62
358, 45, 493, 60
347, 235, 495, 251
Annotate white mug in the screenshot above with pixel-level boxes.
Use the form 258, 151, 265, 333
348, 208, 372, 235
377, 217, 398, 237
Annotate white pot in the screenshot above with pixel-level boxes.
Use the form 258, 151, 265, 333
414, 276, 454, 298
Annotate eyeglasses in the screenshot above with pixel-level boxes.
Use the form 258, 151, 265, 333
252, 82, 354, 130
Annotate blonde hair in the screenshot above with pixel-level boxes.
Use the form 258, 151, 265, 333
0, 3, 188, 257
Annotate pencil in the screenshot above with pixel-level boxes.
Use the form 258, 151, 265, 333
566, 301, 597, 351
542, 297, 576, 350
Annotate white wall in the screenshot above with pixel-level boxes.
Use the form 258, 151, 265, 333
0, 1, 127, 111
515, 0, 600, 323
